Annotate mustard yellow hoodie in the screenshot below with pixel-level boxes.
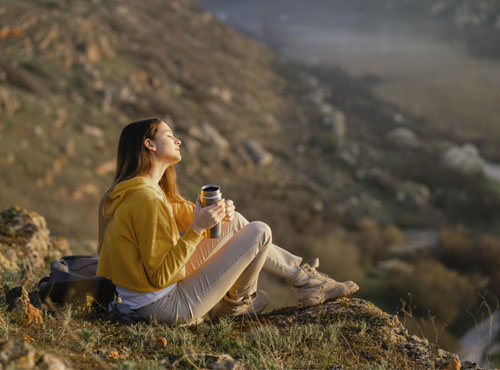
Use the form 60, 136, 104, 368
97, 177, 203, 292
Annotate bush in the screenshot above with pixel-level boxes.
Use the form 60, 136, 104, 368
386, 258, 477, 324
355, 218, 406, 265
309, 232, 364, 284
440, 226, 500, 287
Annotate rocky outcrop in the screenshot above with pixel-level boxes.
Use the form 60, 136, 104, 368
0, 206, 71, 275
257, 298, 475, 370
0, 340, 68, 370
244, 140, 273, 166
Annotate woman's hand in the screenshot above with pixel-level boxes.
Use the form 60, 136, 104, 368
224, 199, 235, 222
190, 195, 226, 235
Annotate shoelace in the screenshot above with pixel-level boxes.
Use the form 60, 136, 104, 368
302, 264, 331, 281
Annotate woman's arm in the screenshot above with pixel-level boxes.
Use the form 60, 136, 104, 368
133, 191, 225, 289
172, 200, 196, 232
131, 191, 203, 289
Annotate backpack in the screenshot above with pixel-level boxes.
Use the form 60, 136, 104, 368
38, 255, 116, 308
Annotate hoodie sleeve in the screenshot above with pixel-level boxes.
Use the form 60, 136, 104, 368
172, 200, 196, 232
130, 190, 203, 289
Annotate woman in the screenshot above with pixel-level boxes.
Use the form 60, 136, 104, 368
97, 117, 359, 325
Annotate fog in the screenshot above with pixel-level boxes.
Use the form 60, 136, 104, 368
199, 0, 500, 161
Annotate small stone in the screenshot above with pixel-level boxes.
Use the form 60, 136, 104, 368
245, 140, 272, 166
150, 337, 167, 349
210, 354, 244, 370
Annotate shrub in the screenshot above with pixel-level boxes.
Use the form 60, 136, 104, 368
309, 232, 364, 283
386, 258, 477, 324
355, 218, 406, 265
440, 226, 500, 287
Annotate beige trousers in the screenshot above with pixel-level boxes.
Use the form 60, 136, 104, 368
137, 212, 302, 324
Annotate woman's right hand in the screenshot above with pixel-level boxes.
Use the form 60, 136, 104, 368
190, 195, 225, 235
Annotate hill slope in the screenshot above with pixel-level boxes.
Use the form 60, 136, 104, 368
2, 0, 500, 364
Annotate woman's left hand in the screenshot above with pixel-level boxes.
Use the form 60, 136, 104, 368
224, 199, 235, 222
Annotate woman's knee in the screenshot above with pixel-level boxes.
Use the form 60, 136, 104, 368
222, 211, 248, 235
233, 211, 248, 226
247, 221, 272, 250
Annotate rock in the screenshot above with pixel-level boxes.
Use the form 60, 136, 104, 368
244, 140, 273, 166
0, 87, 21, 115
210, 86, 232, 103
261, 113, 280, 132
150, 337, 167, 349
461, 361, 482, 369
0, 207, 71, 276
442, 144, 484, 175
446, 356, 462, 370
0, 248, 17, 271
0, 340, 68, 369
72, 183, 99, 200
393, 112, 405, 124
97, 88, 113, 111
6, 286, 43, 325
323, 110, 346, 146
77, 39, 113, 64
83, 125, 104, 140
200, 122, 229, 155
386, 128, 420, 149
209, 354, 244, 370
311, 200, 324, 213
96, 160, 115, 176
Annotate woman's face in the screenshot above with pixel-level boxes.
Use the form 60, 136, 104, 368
148, 121, 182, 166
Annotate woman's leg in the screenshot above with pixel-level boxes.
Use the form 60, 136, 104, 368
212, 213, 358, 307
136, 221, 271, 324
184, 212, 248, 276
185, 212, 302, 280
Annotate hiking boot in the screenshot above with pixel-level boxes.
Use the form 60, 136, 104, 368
286, 258, 359, 307
208, 290, 269, 320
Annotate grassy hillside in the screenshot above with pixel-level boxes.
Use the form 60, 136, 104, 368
0, 0, 295, 240
1, 0, 500, 363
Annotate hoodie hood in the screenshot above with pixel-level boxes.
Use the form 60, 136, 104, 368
105, 177, 163, 219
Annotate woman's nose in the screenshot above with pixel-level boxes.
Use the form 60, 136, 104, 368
175, 138, 181, 145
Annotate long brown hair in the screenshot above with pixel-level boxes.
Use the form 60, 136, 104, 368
98, 117, 185, 253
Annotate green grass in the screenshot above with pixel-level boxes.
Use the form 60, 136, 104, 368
0, 302, 413, 369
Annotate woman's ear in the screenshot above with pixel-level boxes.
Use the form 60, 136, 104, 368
144, 138, 156, 151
